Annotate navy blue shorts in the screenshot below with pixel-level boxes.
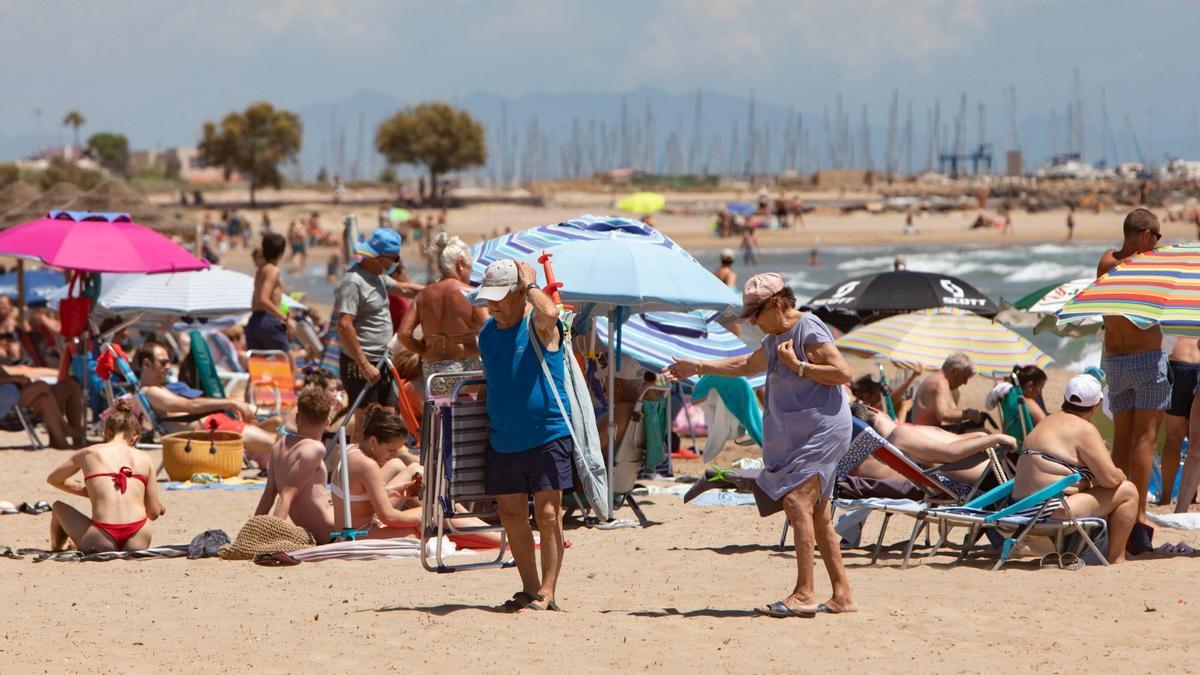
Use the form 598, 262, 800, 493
485, 436, 574, 496
246, 311, 290, 352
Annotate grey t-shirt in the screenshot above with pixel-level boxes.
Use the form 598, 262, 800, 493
334, 265, 397, 360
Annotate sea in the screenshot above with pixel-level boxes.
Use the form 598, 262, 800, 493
286, 241, 1109, 373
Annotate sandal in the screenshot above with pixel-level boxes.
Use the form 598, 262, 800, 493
0, 545, 22, 560
755, 600, 815, 618
520, 594, 563, 612
501, 591, 535, 613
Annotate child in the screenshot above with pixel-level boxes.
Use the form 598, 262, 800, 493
246, 233, 292, 352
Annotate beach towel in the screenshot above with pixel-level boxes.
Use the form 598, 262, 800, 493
289, 536, 472, 561
691, 375, 763, 447
13, 545, 189, 562
688, 491, 758, 507
166, 476, 266, 491
1145, 512, 1200, 531
642, 398, 667, 471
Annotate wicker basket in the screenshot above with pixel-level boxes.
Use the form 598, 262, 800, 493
162, 430, 245, 481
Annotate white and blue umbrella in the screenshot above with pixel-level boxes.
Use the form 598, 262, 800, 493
470, 214, 695, 284
594, 311, 765, 391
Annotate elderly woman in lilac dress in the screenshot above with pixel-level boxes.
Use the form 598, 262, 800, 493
665, 273, 857, 617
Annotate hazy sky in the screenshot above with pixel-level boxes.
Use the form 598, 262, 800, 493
2, 0, 1199, 149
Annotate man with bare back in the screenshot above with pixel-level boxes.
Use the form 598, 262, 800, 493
1098, 208, 1165, 550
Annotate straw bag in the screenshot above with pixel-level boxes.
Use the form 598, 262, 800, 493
161, 429, 244, 481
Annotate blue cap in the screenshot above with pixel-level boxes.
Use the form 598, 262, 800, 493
354, 228, 402, 258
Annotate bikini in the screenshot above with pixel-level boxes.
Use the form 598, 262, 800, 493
329, 448, 371, 503
83, 467, 149, 549
1010, 449, 1095, 520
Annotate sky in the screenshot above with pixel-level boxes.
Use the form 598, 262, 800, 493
2, 0, 1199, 157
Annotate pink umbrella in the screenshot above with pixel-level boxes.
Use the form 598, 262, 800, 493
0, 211, 208, 273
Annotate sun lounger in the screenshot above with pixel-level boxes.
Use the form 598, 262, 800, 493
418, 373, 509, 573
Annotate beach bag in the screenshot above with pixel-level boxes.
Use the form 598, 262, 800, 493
59, 272, 91, 339
161, 429, 244, 481
528, 315, 612, 520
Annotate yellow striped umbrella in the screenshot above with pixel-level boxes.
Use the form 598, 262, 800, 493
835, 307, 1052, 375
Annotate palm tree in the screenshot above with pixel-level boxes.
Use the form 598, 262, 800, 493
62, 110, 85, 151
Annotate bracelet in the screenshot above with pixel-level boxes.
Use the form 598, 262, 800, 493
797, 361, 809, 378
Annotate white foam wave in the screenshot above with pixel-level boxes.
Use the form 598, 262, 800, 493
1005, 263, 1093, 284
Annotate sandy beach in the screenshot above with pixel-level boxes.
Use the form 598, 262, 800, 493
3, 432, 1199, 673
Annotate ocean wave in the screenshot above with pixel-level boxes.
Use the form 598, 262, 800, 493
1005, 263, 1093, 284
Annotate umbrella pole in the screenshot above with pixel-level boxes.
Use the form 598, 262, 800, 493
607, 308, 616, 516
16, 260, 24, 327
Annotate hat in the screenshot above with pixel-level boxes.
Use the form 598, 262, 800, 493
476, 259, 520, 301
218, 515, 315, 561
354, 228, 402, 258
720, 248, 735, 263
740, 272, 786, 318
1064, 374, 1103, 407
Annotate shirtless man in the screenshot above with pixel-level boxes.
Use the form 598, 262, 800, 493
1098, 208, 1166, 527
246, 233, 293, 353
135, 344, 281, 467
1162, 337, 1200, 505
911, 352, 983, 430
398, 232, 487, 395
714, 249, 737, 288
254, 387, 334, 543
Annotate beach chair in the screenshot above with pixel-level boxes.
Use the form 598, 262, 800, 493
246, 350, 296, 419
998, 377, 1034, 449
610, 386, 670, 527
418, 372, 509, 573
0, 382, 45, 449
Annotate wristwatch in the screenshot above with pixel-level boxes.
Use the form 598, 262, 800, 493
524, 283, 539, 295
797, 361, 809, 378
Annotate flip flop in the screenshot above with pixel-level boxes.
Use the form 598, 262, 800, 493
0, 545, 22, 560
519, 594, 562, 612
501, 591, 535, 613
253, 552, 301, 566
0, 501, 17, 515
595, 518, 639, 530
755, 601, 815, 618
33, 501, 51, 514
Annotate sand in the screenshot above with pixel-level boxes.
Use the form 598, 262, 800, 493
3, 417, 1200, 673
3, 192, 1198, 671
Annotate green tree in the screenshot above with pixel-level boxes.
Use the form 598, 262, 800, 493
85, 132, 130, 175
62, 110, 86, 149
197, 101, 302, 206
375, 102, 486, 201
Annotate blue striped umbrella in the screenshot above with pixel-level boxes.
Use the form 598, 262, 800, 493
594, 312, 765, 390
470, 214, 694, 284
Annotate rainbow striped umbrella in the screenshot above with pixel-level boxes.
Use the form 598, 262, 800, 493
836, 307, 1052, 375
1056, 242, 1200, 335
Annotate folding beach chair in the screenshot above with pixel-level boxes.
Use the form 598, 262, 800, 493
998, 378, 1034, 449
246, 350, 296, 419
418, 373, 509, 573
609, 386, 670, 527
0, 382, 45, 449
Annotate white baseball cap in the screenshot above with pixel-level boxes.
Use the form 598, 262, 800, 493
1064, 374, 1103, 407
476, 259, 520, 301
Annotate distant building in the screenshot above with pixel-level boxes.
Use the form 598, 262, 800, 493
129, 146, 235, 184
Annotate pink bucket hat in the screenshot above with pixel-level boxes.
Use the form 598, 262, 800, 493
740, 272, 786, 318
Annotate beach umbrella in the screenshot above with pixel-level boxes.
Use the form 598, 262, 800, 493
471, 214, 695, 284
0, 210, 208, 274
0, 269, 64, 306
47, 267, 250, 319
594, 311, 765, 390
1056, 242, 1200, 336
1009, 277, 1099, 336
387, 207, 412, 223
836, 307, 1052, 376
805, 269, 998, 333
726, 201, 755, 216
616, 191, 665, 215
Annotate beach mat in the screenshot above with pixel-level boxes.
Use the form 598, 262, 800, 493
1146, 512, 1200, 531
166, 476, 266, 491
13, 545, 189, 562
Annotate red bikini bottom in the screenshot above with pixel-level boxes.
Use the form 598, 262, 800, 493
92, 518, 148, 549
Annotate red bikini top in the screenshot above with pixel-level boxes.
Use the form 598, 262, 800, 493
84, 466, 149, 494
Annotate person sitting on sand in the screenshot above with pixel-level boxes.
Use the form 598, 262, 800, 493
330, 404, 503, 546
398, 232, 486, 396
254, 387, 335, 543
46, 400, 165, 553
135, 343, 281, 468
911, 352, 984, 431
850, 403, 1017, 489
1012, 374, 1138, 563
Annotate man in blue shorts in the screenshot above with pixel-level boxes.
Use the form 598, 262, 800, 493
476, 258, 571, 613
1098, 208, 1166, 550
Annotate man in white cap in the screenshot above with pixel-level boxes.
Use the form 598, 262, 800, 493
475, 259, 571, 613
1012, 373, 1139, 562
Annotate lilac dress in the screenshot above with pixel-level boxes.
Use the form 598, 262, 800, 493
755, 314, 851, 501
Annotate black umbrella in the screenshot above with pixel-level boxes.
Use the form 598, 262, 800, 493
803, 270, 998, 333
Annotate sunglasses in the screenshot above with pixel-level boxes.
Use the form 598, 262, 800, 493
154, 358, 171, 366
1139, 227, 1162, 242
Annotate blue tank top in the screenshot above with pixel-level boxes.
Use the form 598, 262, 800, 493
479, 314, 571, 453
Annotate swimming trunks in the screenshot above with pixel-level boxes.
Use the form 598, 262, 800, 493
203, 413, 247, 434
1168, 360, 1200, 416
1102, 349, 1169, 414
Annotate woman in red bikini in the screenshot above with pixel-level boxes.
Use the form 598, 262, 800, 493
46, 400, 165, 552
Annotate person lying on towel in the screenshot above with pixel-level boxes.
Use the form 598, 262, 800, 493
46, 400, 165, 553
135, 343, 281, 468
254, 386, 335, 543
329, 404, 503, 548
